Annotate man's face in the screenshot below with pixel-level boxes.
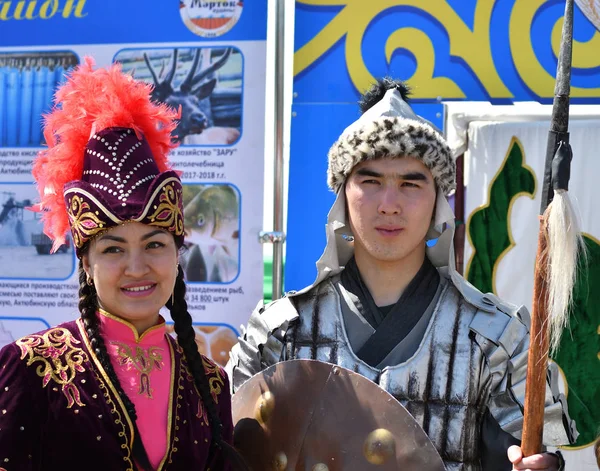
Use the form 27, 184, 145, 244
345, 157, 437, 266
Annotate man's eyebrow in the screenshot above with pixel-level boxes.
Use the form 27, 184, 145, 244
355, 168, 384, 178
399, 171, 429, 181
355, 168, 430, 181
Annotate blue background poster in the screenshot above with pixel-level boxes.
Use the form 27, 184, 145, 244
0, 0, 268, 368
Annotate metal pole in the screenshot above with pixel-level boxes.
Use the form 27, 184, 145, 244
272, 0, 286, 300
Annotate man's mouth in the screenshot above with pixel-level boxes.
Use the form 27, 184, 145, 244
376, 226, 404, 236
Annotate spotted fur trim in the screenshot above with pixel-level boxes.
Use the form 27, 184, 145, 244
327, 116, 455, 195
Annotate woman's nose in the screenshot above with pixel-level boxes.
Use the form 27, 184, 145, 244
123, 252, 150, 276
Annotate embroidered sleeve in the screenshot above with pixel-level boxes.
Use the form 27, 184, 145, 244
0, 343, 43, 470
15, 327, 88, 408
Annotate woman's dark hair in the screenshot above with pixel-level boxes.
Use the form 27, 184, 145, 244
79, 243, 247, 470
167, 264, 248, 470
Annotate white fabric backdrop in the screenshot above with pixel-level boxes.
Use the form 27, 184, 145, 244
458, 115, 599, 470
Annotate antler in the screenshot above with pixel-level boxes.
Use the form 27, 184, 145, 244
180, 49, 202, 94
144, 49, 178, 102
190, 48, 233, 92
143, 52, 160, 86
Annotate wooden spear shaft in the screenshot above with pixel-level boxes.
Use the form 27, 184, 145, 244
521, 217, 550, 456
520, 0, 574, 456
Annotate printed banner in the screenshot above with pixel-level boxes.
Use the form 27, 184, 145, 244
462, 118, 600, 469
0, 0, 268, 368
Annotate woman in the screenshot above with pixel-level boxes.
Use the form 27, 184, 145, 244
0, 58, 246, 470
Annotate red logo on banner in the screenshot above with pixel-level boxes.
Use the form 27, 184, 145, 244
180, 0, 243, 38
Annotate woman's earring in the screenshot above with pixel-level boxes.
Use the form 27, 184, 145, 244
86, 275, 94, 287
171, 264, 179, 307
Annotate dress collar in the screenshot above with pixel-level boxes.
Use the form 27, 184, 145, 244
97, 309, 166, 344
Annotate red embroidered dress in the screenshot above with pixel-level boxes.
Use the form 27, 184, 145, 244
0, 318, 233, 471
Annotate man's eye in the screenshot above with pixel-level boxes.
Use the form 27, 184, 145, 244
402, 182, 419, 188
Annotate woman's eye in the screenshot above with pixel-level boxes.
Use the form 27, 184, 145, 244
102, 246, 122, 254
147, 241, 165, 249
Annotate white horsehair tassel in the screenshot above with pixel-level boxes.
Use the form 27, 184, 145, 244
545, 189, 587, 355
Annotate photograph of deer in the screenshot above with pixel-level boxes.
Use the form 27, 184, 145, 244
114, 47, 242, 146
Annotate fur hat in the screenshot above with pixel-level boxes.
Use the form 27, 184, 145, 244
327, 78, 455, 195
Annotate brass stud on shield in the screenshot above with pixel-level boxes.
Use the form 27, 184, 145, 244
272, 451, 287, 470
312, 464, 329, 471
254, 390, 275, 425
363, 428, 396, 465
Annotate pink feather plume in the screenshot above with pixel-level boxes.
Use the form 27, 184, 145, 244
32, 56, 181, 249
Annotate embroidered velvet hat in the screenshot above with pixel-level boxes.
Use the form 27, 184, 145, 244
32, 57, 184, 256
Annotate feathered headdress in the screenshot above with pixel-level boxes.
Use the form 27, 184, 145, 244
32, 56, 184, 255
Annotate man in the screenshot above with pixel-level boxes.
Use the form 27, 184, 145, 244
227, 79, 577, 470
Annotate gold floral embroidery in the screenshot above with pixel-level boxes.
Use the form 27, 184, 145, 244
148, 184, 184, 236
16, 328, 88, 408
201, 356, 225, 405
67, 194, 106, 248
111, 342, 164, 399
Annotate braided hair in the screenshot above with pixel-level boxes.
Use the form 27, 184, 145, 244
79, 244, 247, 470
167, 264, 248, 470
77, 258, 153, 470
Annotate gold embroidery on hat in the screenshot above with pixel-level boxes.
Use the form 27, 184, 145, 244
16, 328, 88, 408
67, 194, 107, 248
147, 183, 184, 236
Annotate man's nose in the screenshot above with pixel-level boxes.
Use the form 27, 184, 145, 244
378, 187, 402, 215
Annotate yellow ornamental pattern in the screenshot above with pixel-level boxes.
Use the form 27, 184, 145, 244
16, 327, 88, 408
294, 0, 600, 99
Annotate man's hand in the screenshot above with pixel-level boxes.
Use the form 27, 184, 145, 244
507, 445, 560, 470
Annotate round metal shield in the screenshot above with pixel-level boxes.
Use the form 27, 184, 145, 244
232, 359, 445, 471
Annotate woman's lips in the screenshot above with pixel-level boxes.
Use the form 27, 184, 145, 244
120, 283, 157, 298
